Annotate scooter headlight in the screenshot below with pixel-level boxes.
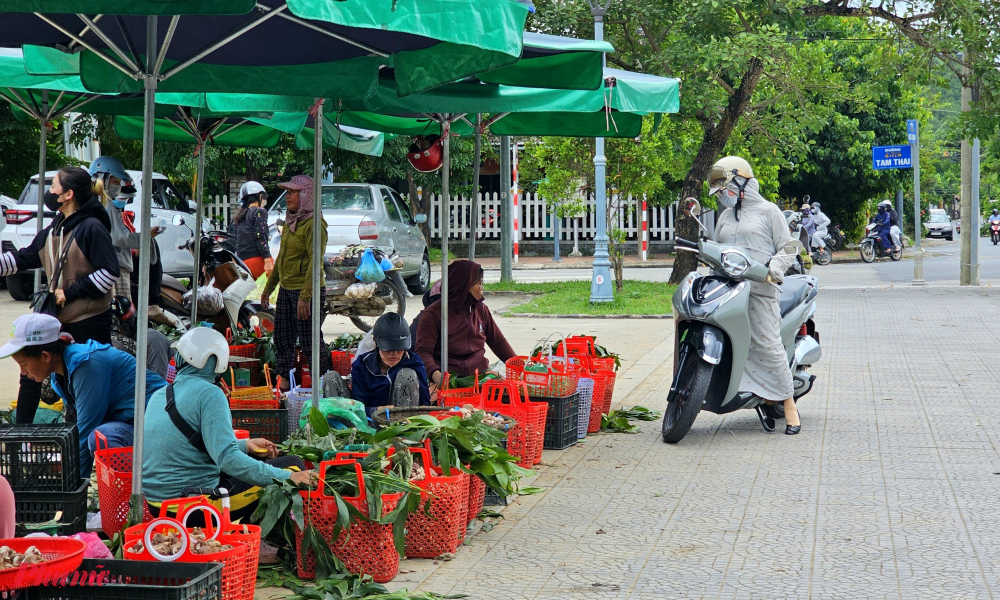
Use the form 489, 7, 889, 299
720, 248, 751, 279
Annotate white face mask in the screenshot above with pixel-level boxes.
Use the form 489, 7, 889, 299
106, 182, 121, 199
717, 188, 739, 209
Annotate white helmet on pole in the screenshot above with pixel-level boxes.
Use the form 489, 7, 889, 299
707, 156, 755, 196
173, 327, 230, 374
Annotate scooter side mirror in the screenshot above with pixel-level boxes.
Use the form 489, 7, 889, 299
684, 197, 702, 217
784, 240, 805, 255
275, 218, 285, 228
413, 213, 428, 224
172, 215, 185, 227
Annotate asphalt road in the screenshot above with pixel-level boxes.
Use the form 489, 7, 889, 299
481, 236, 1000, 288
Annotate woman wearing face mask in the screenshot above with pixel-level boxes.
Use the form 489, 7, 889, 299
707, 156, 801, 435
89, 156, 164, 297
0, 166, 121, 423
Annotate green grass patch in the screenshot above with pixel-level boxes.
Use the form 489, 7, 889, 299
428, 247, 456, 263
485, 280, 675, 316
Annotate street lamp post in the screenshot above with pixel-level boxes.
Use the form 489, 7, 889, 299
589, 0, 614, 303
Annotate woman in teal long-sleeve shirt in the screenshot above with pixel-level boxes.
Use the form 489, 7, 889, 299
142, 330, 316, 520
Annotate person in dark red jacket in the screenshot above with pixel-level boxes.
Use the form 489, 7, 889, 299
415, 260, 516, 397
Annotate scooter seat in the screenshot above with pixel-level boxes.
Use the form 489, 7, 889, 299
161, 274, 188, 294
778, 276, 811, 318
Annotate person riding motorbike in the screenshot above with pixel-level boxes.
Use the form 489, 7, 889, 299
875, 204, 893, 252
708, 156, 801, 434
989, 208, 1000, 225
880, 200, 902, 250
142, 327, 317, 522
800, 204, 817, 246
810, 201, 831, 251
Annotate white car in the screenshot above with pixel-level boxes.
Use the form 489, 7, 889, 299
3, 170, 197, 300
267, 183, 431, 294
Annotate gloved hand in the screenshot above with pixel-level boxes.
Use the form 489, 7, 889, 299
767, 258, 785, 284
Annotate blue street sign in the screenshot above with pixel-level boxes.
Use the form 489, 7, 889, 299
872, 145, 912, 170
907, 119, 918, 144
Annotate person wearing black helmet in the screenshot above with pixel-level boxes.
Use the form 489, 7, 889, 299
351, 312, 431, 415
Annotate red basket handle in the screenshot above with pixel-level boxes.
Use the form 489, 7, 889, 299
482, 380, 530, 406
94, 431, 109, 452
316, 459, 366, 503
157, 496, 225, 536
226, 328, 233, 344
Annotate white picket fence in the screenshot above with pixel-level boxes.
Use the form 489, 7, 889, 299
424, 192, 680, 241
201, 194, 234, 227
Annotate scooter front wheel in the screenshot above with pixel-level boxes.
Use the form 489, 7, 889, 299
860, 241, 875, 263
662, 345, 713, 444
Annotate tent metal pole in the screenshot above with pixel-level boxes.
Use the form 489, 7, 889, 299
191, 145, 205, 325
440, 116, 450, 378
155, 15, 180, 75
34, 14, 138, 78
469, 114, 481, 260
499, 135, 512, 282
76, 15, 142, 74
311, 100, 323, 407
34, 90, 47, 294
130, 15, 158, 524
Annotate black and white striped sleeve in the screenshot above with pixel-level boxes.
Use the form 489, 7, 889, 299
88, 269, 118, 293
0, 253, 16, 276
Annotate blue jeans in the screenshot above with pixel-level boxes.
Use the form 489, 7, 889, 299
83, 421, 134, 480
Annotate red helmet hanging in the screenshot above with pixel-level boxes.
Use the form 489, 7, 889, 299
407, 134, 444, 172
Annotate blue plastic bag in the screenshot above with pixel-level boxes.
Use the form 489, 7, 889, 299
379, 256, 394, 272
356, 247, 386, 283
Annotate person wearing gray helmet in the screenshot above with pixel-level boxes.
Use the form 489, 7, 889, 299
351, 312, 430, 415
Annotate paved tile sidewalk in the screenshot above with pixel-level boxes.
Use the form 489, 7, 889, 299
408, 287, 1000, 599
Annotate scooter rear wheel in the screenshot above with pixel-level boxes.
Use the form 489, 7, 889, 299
662, 345, 713, 444
814, 248, 832, 266
890, 244, 903, 261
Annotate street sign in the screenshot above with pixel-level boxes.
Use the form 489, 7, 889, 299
872, 145, 912, 170
907, 119, 918, 144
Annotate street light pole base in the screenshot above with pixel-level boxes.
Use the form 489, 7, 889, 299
912, 247, 926, 285
590, 256, 614, 303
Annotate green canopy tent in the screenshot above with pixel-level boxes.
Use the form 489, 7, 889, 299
0, 1, 530, 522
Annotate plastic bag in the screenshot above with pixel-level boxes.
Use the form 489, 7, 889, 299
182, 278, 225, 315
355, 247, 386, 283
299, 397, 375, 434
72, 531, 114, 559
379, 256, 394, 272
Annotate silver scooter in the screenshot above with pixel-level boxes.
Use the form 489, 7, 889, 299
662, 200, 822, 443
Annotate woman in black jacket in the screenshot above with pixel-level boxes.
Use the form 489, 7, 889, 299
0, 166, 121, 423
229, 181, 272, 279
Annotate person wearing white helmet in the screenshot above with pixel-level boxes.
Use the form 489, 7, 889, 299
707, 156, 802, 435
142, 327, 317, 521
229, 181, 272, 279
880, 200, 902, 250
0, 313, 167, 479
809, 199, 831, 251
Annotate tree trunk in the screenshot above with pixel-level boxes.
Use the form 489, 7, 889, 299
668, 58, 766, 285
408, 169, 430, 242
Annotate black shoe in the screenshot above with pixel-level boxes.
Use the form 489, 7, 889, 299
754, 406, 775, 433
785, 424, 801, 435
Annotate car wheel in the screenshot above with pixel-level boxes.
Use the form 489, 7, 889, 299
6, 273, 34, 301
405, 251, 432, 295
946, 235, 953, 241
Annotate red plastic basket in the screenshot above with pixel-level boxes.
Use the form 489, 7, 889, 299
466, 474, 486, 527
555, 336, 597, 357
0, 537, 85, 592
595, 370, 616, 415
228, 344, 257, 359
156, 497, 261, 600
437, 372, 481, 406
228, 398, 280, 410
587, 372, 610, 434
124, 507, 248, 600
399, 447, 469, 559
329, 350, 353, 375
482, 380, 545, 466
94, 432, 152, 537
296, 459, 401, 583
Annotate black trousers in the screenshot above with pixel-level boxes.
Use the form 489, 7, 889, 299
16, 310, 113, 424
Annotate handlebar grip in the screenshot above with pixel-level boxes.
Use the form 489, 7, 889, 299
675, 238, 698, 249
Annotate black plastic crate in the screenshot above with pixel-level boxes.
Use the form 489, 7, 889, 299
28, 558, 222, 600
231, 408, 288, 444
15, 479, 88, 535
0, 424, 80, 492
532, 392, 579, 450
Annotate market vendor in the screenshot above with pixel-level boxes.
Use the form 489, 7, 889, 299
415, 260, 516, 397
142, 327, 317, 521
352, 313, 430, 414
0, 313, 167, 480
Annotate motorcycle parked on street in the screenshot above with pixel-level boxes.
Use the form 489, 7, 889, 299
827, 224, 845, 252
859, 222, 902, 263
661, 199, 822, 444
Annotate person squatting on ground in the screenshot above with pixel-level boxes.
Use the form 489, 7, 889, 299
143, 327, 317, 522
0, 166, 120, 423
416, 260, 516, 398
1, 313, 166, 479
261, 175, 332, 391
352, 313, 430, 416
230, 181, 273, 280
708, 156, 801, 435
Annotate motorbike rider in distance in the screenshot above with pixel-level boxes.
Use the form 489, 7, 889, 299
810, 201, 831, 251
708, 156, 801, 434
881, 200, 902, 250
989, 208, 1000, 225
875, 204, 893, 252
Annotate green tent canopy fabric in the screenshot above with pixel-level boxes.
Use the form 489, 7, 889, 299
478, 32, 614, 91
490, 110, 644, 138
4, 1, 531, 97
114, 114, 282, 147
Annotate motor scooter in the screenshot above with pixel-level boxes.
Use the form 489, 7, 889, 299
662, 199, 822, 443
990, 221, 1000, 245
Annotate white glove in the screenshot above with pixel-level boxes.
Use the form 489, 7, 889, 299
767, 259, 785, 284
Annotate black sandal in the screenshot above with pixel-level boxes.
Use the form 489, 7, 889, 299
754, 405, 775, 433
